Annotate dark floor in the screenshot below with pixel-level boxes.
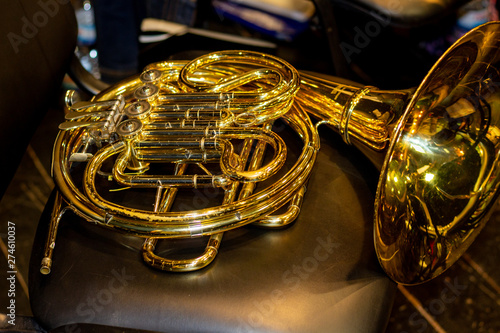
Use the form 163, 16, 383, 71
0, 81, 499, 333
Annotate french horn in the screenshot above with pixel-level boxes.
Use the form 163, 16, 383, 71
42, 22, 500, 285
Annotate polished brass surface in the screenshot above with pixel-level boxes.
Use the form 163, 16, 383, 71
45, 50, 319, 274
44, 23, 500, 284
374, 22, 500, 285
297, 22, 500, 284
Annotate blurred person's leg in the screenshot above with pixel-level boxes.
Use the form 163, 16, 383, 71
146, 0, 197, 25
93, 0, 145, 83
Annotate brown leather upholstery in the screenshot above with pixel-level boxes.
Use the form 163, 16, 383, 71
0, 0, 77, 198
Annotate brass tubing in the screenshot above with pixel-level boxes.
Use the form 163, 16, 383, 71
142, 133, 259, 272
108, 127, 288, 187
116, 120, 149, 172
142, 234, 223, 272
145, 120, 223, 129
204, 68, 281, 93
238, 134, 269, 200
174, 50, 300, 124
48, 50, 318, 274
47, 25, 500, 284
142, 164, 225, 272
135, 148, 221, 163
52, 128, 106, 225
253, 185, 306, 228
150, 108, 231, 121
134, 138, 218, 149
54, 105, 317, 237
40, 191, 66, 274
247, 103, 316, 228
297, 72, 411, 152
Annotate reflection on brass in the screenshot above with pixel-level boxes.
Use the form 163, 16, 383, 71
43, 23, 500, 285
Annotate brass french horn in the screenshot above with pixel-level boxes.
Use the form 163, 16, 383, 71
43, 22, 500, 285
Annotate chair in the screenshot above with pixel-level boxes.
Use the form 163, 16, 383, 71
0, 0, 77, 198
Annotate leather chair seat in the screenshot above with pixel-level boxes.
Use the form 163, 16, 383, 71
29, 124, 396, 332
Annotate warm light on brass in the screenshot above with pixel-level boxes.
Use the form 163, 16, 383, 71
43, 22, 500, 285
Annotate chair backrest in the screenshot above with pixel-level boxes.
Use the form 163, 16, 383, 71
330, 0, 469, 26
0, 0, 77, 198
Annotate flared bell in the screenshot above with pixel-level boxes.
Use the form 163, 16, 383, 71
296, 21, 500, 285
375, 22, 500, 285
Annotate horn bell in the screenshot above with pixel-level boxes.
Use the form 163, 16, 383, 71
376, 22, 500, 285
296, 22, 500, 285
297, 22, 500, 285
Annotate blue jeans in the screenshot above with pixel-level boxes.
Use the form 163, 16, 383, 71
92, 0, 197, 83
